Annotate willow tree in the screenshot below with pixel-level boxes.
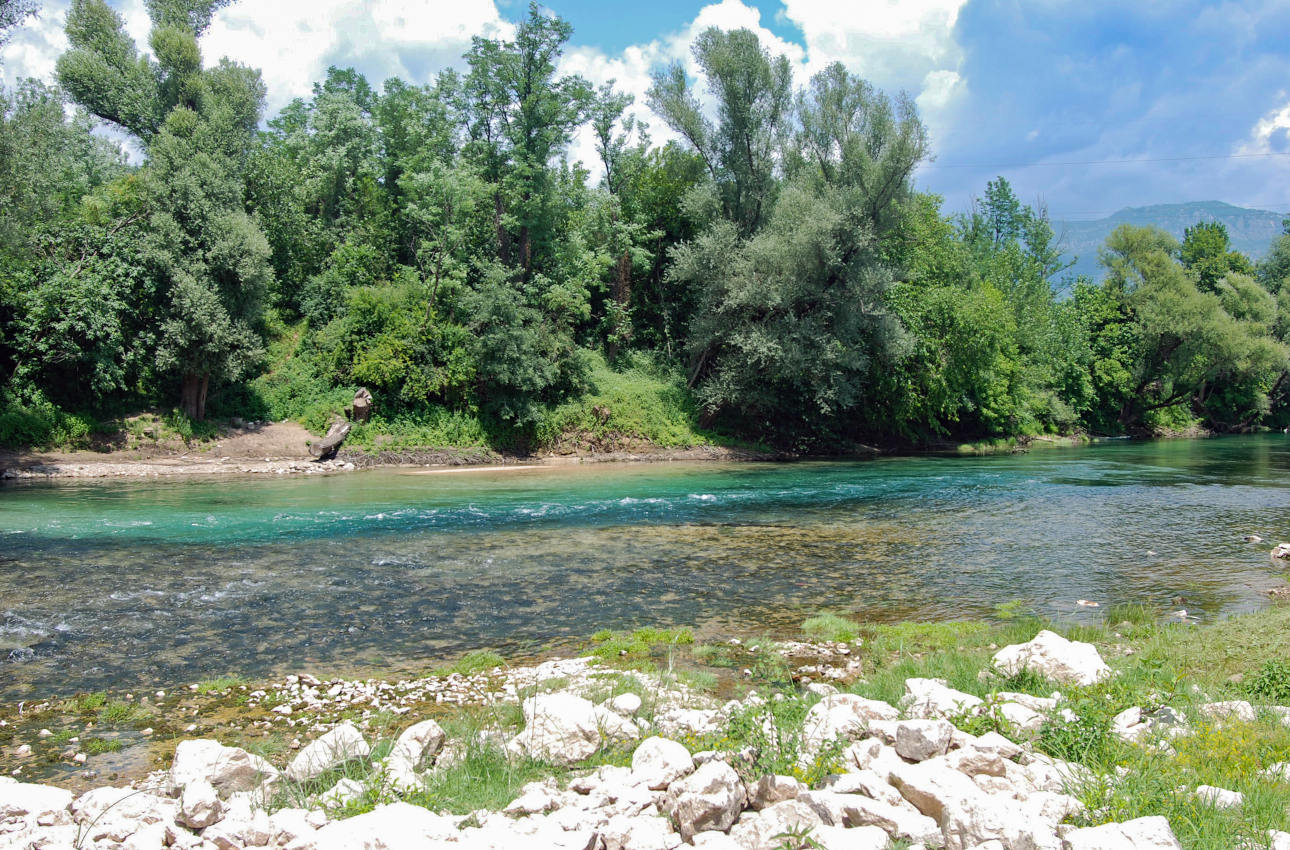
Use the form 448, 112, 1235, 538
57, 0, 270, 419
667, 56, 925, 444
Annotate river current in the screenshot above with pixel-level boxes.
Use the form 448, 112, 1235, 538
2, 435, 1289, 701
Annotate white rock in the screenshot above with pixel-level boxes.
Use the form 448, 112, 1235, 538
73, 787, 178, 844
991, 630, 1111, 687
822, 770, 907, 807
801, 694, 899, 756
797, 790, 941, 846
1195, 784, 1243, 809
1061, 815, 1183, 849
973, 731, 1023, 760
0, 782, 73, 819
729, 800, 822, 850
596, 705, 643, 744
997, 701, 1046, 733
600, 813, 682, 850
945, 746, 1007, 778
747, 774, 807, 810
691, 832, 743, 849
902, 678, 986, 720
507, 693, 602, 766
286, 722, 370, 782
1268, 831, 1290, 850
268, 807, 320, 846
812, 824, 890, 850
1197, 700, 1256, 723
306, 802, 458, 849
120, 822, 168, 850
883, 719, 956, 762
664, 760, 747, 841
632, 737, 695, 791
169, 738, 280, 797
319, 777, 365, 808
892, 759, 1068, 850
178, 779, 224, 829
384, 718, 445, 792
609, 693, 643, 716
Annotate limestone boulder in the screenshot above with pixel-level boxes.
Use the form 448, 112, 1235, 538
286, 722, 370, 783
384, 718, 445, 792
507, 693, 602, 766
728, 800, 822, 850
306, 802, 459, 850
1061, 815, 1182, 850
0, 782, 73, 820
747, 774, 806, 810
801, 694, 900, 756
169, 738, 280, 797
902, 678, 986, 720
600, 813, 682, 850
664, 760, 747, 841
632, 737, 695, 791
797, 790, 941, 846
991, 630, 1111, 687
178, 779, 223, 829
868, 719, 956, 762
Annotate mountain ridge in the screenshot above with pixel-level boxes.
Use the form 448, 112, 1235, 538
1054, 200, 1287, 282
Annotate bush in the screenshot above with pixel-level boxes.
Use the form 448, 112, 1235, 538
1248, 659, 1290, 703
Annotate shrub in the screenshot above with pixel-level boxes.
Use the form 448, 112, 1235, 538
1247, 659, 1290, 703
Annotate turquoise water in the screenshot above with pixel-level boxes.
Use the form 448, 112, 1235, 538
2, 435, 1290, 700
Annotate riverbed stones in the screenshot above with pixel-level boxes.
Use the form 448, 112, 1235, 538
285, 722, 369, 782
992, 630, 1112, 687
663, 759, 747, 840
508, 693, 602, 765
631, 736, 695, 790
169, 738, 279, 797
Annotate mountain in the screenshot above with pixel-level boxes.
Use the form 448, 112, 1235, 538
1053, 201, 1287, 283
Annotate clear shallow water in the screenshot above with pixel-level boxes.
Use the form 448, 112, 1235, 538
3, 435, 1290, 700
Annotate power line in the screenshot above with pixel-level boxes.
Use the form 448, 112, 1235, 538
918, 151, 1290, 171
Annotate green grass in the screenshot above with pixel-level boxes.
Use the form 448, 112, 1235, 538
82, 736, 123, 755
435, 649, 506, 677
534, 351, 712, 449
588, 626, 694, 665
801, 612, 860, 642
195, 675, 248, 694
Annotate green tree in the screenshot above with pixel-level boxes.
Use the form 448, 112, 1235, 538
1179, 220, 1254, 292
57, 0, 271, 419
0, 0, 37, 48
648, 27, 792, 236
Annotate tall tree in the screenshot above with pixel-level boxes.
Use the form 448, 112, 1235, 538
648, 27, 792, 236
57, 0, 271, 419
0, 0, 37, 49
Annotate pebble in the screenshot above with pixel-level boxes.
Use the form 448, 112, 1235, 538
14, 744, 31, 758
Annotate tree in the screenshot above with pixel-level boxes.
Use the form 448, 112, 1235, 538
0, 0, 37, 49
459, 2, 592, 278
1179, 220, 1254, 292
648, 27, 792, 236
57, 0, 271, 419
1085, 224, 1286, 431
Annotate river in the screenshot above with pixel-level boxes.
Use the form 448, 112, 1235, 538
2, 435, 1288, 701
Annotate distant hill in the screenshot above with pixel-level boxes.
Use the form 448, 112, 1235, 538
1054, 201, 1287, 283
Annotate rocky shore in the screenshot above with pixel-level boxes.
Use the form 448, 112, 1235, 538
6, 627, 1289, 850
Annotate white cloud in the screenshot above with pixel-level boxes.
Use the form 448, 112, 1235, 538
1239, 94, 1290, 155
2, 0, 512, 116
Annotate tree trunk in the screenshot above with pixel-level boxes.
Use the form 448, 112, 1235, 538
180, 373, 209, 421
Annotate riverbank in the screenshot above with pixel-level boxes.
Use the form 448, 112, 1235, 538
0, 420, 789, 480
5, 604, 1290, 848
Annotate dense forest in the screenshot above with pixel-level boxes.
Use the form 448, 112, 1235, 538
3, 0, 1290, 453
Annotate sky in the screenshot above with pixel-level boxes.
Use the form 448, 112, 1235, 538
3, 0, 1290, 221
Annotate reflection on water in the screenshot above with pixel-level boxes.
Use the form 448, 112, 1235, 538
3, 435, 1290, 700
